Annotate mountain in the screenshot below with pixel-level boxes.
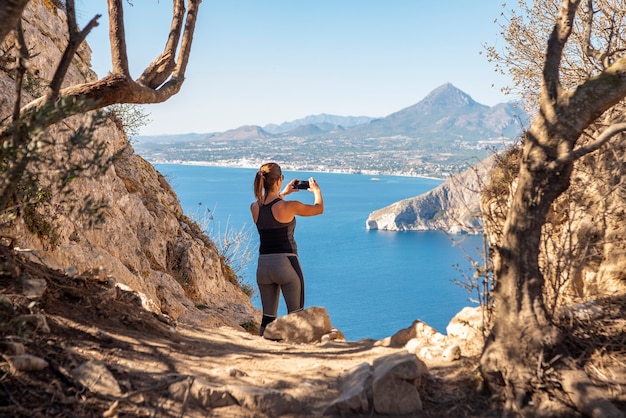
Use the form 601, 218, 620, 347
280, 123, 325, 137
136, 84, 527, 144
344, 83, 526, 140
204, 125, 272, 141
263, 113, 374, 134
481, 102, 528, 138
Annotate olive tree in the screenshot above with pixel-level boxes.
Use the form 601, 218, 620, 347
0, 0, 200, 216
481, 0, 626, 415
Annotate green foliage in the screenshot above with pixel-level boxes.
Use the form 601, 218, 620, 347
106, 104, 152, 139
240, 320, 258, 334
19, 182, 60, 247
0, 97, 123, 236
189, 205, 257, 299
223, 263, 255, 298
239, 283, 256, 298
452, 233, 494, 339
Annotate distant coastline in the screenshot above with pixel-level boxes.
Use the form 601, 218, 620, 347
135, 84, 522, 181
150, 159, 445, 181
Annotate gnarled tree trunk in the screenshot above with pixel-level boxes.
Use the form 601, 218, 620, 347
481, 125, 573, 412
480, 1, 626, 415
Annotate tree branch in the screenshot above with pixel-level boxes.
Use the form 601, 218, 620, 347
108, 0, 130, 76
580, 0, 608, 65
137, 0, 186, 89
47, 0, 100, 103
602, 10, 617, 68
171, 0, 201, 81
12, 19, 28, 123
0, 0, 202, 142
566, 56, 626, 132
542, 0, 581, 110
582, 0, 593, 55
550, 122, 626, 167
0, 0, 31, 45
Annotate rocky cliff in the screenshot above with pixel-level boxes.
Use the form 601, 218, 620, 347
365, 156, 495, 234
481, 140, 626, 300
0, 0, 257, 329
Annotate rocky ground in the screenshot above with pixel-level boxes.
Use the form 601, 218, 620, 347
1, 245, 624, 417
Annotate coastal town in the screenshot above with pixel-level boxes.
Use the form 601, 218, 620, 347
134, 84, 523, 178
134, 133, 514, 179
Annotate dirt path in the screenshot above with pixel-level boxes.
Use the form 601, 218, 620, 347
2, 249, 624, 417
39, 313, 486, 417
1, 258, 492, 417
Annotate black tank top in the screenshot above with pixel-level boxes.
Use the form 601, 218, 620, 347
256, 198, 297, 254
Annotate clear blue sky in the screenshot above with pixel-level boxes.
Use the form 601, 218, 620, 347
76, 1, 514, 136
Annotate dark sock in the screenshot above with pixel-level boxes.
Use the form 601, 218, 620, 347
259, 314, 276, 336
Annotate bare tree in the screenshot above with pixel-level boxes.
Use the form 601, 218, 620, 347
0, 0, 201, 215
482, 0, 626, 415
1, 0, 200, 126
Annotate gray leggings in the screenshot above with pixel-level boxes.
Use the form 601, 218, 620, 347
256, 253, 304, 316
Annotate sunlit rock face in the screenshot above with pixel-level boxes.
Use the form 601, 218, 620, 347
0, 0, 257, 329
481, 139, 626, 299
366, 155, 495, 234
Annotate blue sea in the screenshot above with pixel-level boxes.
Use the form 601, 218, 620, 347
156, 164, 482, 341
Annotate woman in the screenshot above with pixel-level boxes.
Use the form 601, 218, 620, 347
250, 162, 324, 336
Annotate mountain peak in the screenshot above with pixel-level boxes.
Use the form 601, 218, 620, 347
348, 84, 523, 139
387, 83, 488, 119
209, 125, 272, 141
420, 83, 478, 108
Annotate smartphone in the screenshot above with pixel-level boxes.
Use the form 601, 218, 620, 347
292, 180, 310, 190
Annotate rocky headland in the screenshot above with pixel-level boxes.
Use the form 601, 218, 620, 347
366, 156, 496, 234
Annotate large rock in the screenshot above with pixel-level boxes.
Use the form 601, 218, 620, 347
378, 319, 461, 361
372, 352, 426, 415
388, 319, 445, 347
446, 306, 484, 357
262, 306, 334, 343
325, 352, 429, 416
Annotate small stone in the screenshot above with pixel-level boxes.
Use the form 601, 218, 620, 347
10, 354, 48, 372
442, 344, 462, 361
72, 361, 121, 398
